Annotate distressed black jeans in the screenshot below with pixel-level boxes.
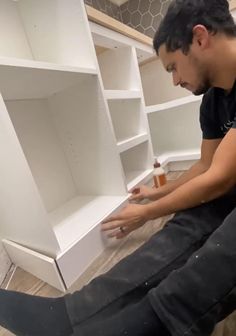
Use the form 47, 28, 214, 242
65, 188, 236, 335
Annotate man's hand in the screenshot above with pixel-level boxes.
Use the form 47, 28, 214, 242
101, 203, 150, 239
130, 185, 158, 202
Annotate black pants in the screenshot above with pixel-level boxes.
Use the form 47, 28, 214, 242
65, 189, 236, 336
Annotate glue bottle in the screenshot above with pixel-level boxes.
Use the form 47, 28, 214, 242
153, 159, 167, 188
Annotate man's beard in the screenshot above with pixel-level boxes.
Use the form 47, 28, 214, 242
193, 78, 211, 95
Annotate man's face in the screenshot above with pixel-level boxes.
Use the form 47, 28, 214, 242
159, 44, 212, 95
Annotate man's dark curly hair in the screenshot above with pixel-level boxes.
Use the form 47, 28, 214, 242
153, 0, 236, 55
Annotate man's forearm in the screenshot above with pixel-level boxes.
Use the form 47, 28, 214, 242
151, 160, 208, 200
145, 169, 232, 220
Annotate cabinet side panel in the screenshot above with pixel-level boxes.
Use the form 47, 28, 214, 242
0, 96, 60, 256
0, 0, 33, 59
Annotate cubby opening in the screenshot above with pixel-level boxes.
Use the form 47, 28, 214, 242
0, 0, 95, 69
108, 98, 145, 143
120, 141, 153, 190
147, 99, 202, 157
97, 47, 140, 91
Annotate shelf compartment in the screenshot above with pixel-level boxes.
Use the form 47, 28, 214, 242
98, 46, 140, 90
146, 95, 202, 114
117, 133, 148, 153
1, 72, 127, 256
126, 169, 153, 192
120, 141, 153, 191
0, 61, 97, 100
105, 90, 141, 100
147, 97, 202, 157
108, 98, 145, 144
0, 0, 96, 68
50, 195, 128, 250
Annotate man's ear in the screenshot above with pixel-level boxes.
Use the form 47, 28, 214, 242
192, 25, 210, 49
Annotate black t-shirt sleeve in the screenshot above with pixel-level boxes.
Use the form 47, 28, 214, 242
199, 91, 224, 139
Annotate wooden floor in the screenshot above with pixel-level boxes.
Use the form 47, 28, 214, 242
0, 171, 234, 336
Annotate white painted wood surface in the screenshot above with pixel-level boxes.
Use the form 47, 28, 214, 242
105, 90, 141, 100
0, 242, 11, 285
147, 98, 202, 157
3, 240, 66, 291
17, 0, 97, 68
0, 0, 202, 289
108, 98, 145, 143
0, 0, 129, 288
98, 47, 140, 90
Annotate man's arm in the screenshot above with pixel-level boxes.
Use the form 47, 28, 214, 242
145, 129, 236, 219
102, 133, 236, 238
131, 139, 222, 201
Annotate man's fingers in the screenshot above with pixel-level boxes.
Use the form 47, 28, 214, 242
102, 215, 120, 224
131, 187, 140, 194
101, 220, 123, 231
107, 229, 127, 239
129, 194, 141, 201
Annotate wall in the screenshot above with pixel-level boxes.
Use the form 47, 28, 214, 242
120, 0, 171, 38
84, 0, 122, 21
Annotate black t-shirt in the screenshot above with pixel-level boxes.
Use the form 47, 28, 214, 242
200, 81, 236, 139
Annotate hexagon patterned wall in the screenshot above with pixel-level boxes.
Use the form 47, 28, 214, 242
84, 0, 172, 38
84, 0, 122, 21
120, 0, 171, 38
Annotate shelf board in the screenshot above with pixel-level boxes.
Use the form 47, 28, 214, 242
0, 56, 97, 75
157, 149, 201, 167
117, 133, 148, 153
49, 195, 128, 251
146, 95, 202, 114
126, 169, 153, 191
0, 57, 97, 100
105, 90, 141, 100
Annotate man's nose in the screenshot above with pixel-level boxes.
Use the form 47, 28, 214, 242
172, 72, 181, 86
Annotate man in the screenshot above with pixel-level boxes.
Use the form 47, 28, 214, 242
1, 0, 236, 335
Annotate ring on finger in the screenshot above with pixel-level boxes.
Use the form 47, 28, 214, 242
119, 226, 125, 233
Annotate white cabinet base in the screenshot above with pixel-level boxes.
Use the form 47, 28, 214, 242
3, 239, 66, 291
3, 197, 128, 291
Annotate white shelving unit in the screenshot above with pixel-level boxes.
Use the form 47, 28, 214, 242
1, 0, 204, 290
0, 0, 205, 290
96, 43, 154, 192
105, 90, 141, 100
146, 95, 202, 171
0, 0, 132, 291
120, 141, 153, 191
